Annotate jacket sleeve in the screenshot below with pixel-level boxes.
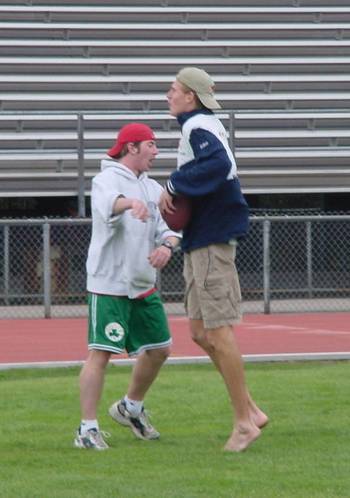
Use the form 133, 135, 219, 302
167, 128, 233, 197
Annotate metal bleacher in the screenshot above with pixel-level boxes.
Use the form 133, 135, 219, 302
1, 0, 350, 197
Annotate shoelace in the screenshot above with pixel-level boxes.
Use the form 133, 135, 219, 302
76, 428, 111, 441
139, 410, 154, 430
94, 430, 111, 441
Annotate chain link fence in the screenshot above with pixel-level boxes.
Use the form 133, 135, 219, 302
0, 215, 349, 319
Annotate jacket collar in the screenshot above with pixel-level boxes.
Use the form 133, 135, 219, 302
177, 108, 213, 127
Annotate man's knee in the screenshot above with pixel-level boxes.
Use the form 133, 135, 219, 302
206, 326, 233, 352
189, 319, 207, 346
146, 346, 171, 363
86, 349, 111, 369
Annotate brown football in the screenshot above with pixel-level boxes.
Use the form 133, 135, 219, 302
161, 195, 192, 232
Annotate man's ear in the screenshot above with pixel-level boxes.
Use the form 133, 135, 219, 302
127, 142, 137, 155
186, 91, 196, 105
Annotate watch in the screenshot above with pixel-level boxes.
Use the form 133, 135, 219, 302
161, 240, 174, 255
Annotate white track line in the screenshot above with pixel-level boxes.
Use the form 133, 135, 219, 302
1, 352, 350, 370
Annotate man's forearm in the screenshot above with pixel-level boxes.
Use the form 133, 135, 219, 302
112, 195, 131, 215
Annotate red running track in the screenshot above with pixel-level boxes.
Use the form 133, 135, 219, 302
0, 313, 349, 365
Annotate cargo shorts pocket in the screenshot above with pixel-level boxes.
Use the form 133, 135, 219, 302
198, 279, 241, 328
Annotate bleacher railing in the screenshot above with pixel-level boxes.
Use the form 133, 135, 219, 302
2, 109, 350, 200
0, 215, 349, 319
0, 110, 238, 213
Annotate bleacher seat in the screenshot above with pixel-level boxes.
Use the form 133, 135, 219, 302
0, 0, 350, 196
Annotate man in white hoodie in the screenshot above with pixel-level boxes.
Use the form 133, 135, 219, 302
74, 123, 181, 450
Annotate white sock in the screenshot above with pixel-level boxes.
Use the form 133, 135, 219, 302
124, 396, 143, 417
80, 419, 99, 434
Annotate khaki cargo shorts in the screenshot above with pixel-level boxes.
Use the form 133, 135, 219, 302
183, 243, 242, 329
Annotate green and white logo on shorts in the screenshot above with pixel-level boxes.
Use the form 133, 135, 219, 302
105, 322, 125, 343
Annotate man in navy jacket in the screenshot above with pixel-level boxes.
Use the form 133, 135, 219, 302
159, 67, 268, 452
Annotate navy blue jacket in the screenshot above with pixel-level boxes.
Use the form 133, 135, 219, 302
166, 109, 249, 252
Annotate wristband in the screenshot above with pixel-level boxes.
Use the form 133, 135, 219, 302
161, 240, 174, 255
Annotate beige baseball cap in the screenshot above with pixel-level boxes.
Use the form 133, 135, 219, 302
176, 67, 221, 110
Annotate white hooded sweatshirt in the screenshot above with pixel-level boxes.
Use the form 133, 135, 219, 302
86, 158, 180, 298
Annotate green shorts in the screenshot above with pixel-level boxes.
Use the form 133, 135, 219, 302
88, 291, 172, 356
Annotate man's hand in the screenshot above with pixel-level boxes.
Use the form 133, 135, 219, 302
158, 190, 176, 215
148, 245, 172, 269
130, 199, 149, 222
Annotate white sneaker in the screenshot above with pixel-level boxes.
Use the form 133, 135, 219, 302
109, 399, 160, 440
74, 428, 110, 450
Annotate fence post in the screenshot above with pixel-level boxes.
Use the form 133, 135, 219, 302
306, 221, 313, 298
43, 222, 51, 318
77, 113, 86, 217
156, 269, 162, 296
4, 225, 10, 305
263, 219, 271, 314
229, 110, 235, 154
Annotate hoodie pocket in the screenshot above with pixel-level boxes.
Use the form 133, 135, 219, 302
87, 235, 124, 276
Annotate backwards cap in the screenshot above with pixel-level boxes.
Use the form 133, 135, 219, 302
176, 67, 221, 110
108, 123, 156, 157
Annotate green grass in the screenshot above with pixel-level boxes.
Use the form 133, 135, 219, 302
0, 361, 349, 498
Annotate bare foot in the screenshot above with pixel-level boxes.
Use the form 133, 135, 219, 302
224, 424, 261, 452
252, 409, 269, 429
